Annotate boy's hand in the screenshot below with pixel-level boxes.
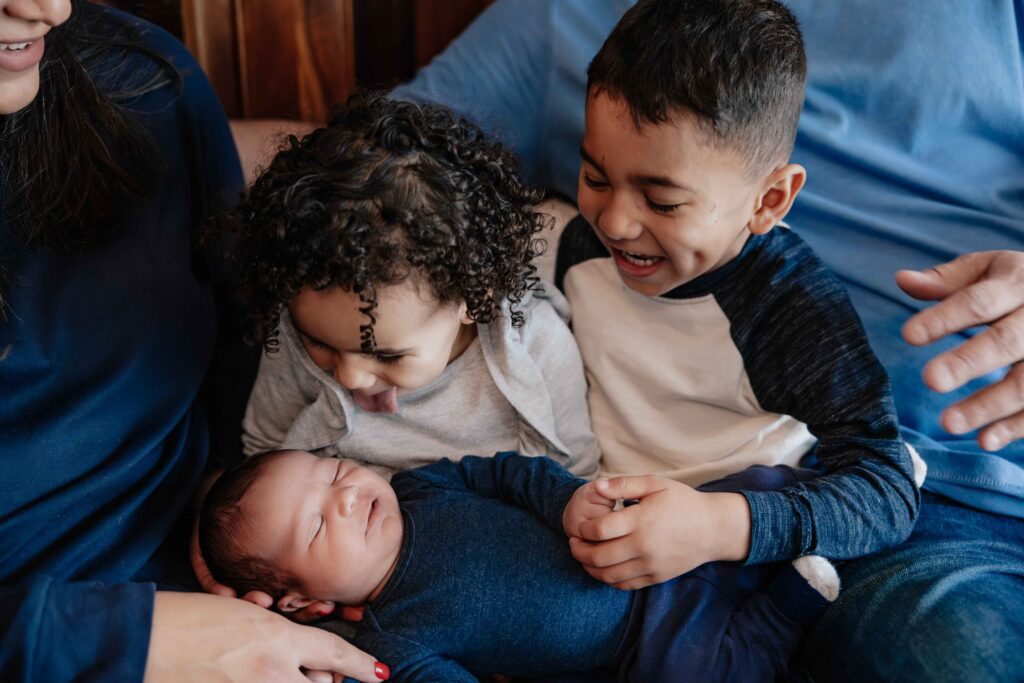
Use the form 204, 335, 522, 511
562, 481, 615, 538
568, 476, 751, 590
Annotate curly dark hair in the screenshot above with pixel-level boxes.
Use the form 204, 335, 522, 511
212, 91, 547, 352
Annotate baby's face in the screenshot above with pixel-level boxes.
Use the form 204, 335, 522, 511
241, 451, 403, 605
289, 281, 476, 414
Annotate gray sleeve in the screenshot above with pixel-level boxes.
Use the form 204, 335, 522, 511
241, 326, 323, 456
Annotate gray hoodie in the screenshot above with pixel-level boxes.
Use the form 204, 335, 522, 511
242, 284, 600, 478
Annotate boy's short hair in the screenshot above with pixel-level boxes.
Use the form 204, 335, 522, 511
199, 451, 300, 598
587, 0, 807, 171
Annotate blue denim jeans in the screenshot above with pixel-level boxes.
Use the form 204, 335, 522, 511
798, 490, 1024, 682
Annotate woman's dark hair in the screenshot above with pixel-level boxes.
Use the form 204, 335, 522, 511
212, 91, 546, 353
588, 0, 806, 172
0, 0, 177, 313
199, 450, 303, 598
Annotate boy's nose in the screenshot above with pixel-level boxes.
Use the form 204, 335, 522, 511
336, 485, 358, 517
598, 197, 643, 241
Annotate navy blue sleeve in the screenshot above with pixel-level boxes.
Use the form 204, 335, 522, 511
345, 632, 478, 683
716, 232, 919, 563
0, 577, 154, 682
401, 454, 585, 533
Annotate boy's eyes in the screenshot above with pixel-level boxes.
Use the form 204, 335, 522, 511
373, 354, 403, 365
645, 198, 684, 214
583, 173, 684, 214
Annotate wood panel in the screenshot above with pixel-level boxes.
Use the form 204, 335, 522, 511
181, 0, 241, 117
234, 0, 355, 121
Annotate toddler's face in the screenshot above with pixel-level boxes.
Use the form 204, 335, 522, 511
577, 91, 769, 297
241, 450, 403, 605
289, 281, 476, 414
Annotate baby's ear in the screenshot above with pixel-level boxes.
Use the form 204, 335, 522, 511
277, 591, 316, 613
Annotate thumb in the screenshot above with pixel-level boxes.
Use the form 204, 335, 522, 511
896, 252, 990, 301
595, 475, 668, 502
296, 625, 389, 682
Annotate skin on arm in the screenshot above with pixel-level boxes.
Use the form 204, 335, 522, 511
569, 476, 751, 590
898, 250, 1024, 450
144, 592, 387, 682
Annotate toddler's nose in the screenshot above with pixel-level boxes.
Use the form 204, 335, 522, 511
333, 355, 376, 391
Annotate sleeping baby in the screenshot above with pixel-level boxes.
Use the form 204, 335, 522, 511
199, 449, 839, 682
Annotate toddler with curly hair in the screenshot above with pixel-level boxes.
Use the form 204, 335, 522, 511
212, 91, 599, 483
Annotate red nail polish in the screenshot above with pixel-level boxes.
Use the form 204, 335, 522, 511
374, 662, 390, 680
317, 608, 331, 616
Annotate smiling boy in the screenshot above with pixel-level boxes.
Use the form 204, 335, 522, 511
554, 0, 921, 589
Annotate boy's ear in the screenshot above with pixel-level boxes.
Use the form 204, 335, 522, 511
277, 591, 316, 613
749, 163, 806, 235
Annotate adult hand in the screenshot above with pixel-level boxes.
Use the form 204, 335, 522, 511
897, 250, 1024, 450
144, 592, 389, 682
562, 480, 615, 538
190, 518, 336, 620
568, 476, 750, 590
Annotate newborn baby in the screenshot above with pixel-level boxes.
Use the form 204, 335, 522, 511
199, 450, 838, 682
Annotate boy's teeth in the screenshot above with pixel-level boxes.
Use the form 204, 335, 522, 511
0, 42, 32, 51
620, 250, 660, 266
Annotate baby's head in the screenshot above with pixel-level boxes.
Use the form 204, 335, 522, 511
199, 450, 403, 611
579, 0, 808, 296
216, 91, 546, 411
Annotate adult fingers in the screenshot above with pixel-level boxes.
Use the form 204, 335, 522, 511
978, 408, 1024, 452
241, 590, 275, 609
292, 600, 336, 623
593, 475, 668, 502
189, 519, 237, 597
569, 535, 638, 570
304, 670, 333, 683
940, 363, 1024, 448
292, 624, 387, 683
901, 253, 1024, 346
921, 308, 1024, 392
896, 252, 993, 302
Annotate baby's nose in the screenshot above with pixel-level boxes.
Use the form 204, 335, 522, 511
337, 485, 359, 516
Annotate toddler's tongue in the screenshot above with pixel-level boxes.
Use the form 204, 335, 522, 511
352, 387, 398, 414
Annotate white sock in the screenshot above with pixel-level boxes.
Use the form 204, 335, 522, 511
791, 555, 840, 602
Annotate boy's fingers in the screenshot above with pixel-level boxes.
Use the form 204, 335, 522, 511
577, 506, 637, 542
569, 535, 638, 569
294, 600, 335, 623
594, 475, 667, 502
293, 624, 386, 683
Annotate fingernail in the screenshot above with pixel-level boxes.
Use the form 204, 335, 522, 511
317, 608, 331, 616
945, 409, 967, 434
984, 429, 1005, 451
375, 662, 390, 680
930, 364, 955, 393
595, 478, 609, 489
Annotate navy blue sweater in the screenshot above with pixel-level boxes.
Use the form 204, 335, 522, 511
0, 10, 243, 681
347, 454, 821, 682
